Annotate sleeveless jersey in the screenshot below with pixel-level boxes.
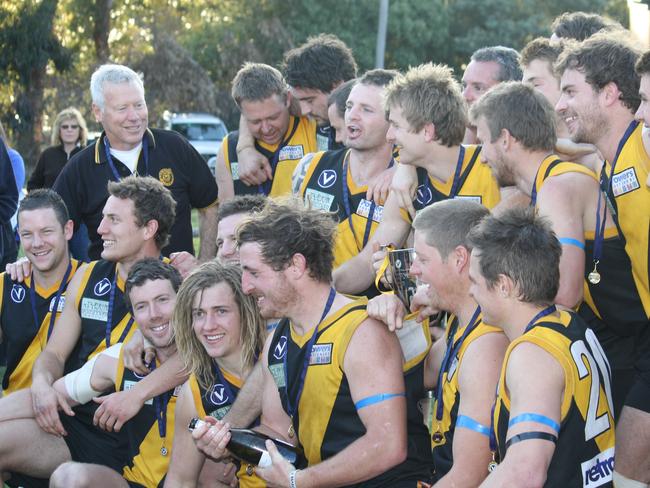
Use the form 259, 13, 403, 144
268, 298, 432, 486
190, 368, 265, 488
407, 145, 500, 222
532, 156, 648, 337
67, 260, 137, 373
493, 310, 615, 487
0, 259, 80, 394
431, 313, 501, 480
601, 121, 650, 320
222, 116, 318, 197
116, 347, 178, 488
300, 149, 389, 297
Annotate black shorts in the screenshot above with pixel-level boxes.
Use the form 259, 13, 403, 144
60, 412, 130, 472
624, 324, 650, 413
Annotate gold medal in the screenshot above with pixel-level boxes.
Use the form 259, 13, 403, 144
487, 452, 498, 473
288, 423, 295, 439
160, 446, 168, 456
588, 270, 601, 284
246, 464, 254, 476
431, 429, 443, 443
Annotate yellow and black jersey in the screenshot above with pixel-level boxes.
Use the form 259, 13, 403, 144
116, 348, 178, 488
493, 310, 615, 487
601, 121, 650, 320
0, 259, 80, 394
407, 145, 500, 221
533, 156, 647, 337
190, 369, 265, 488
222, 116, 318, 197
431, 313, 501, 481
67, 259, 138, 374
268, 298, 432, 486
299, 148, 391, 297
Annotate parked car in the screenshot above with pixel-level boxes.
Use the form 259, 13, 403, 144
166, 113, 227, 170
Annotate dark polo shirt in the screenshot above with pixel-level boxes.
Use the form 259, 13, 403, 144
53, 128, 218, 259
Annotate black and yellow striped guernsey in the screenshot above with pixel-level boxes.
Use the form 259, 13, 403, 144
531, 155, 648, 339
407, 145, 500, 220
0, 259, 80, 394
190, 369, 265, 487
67, 259, 138, 373
115, 346, 177, 488
268, 298, 432, 486
493, 310, 615, 487
299, 148, 389, 297
221, 115, 318, 197
431, 313, 501, 481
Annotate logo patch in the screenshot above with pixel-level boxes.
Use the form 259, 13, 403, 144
317, 133, 329, 152
273, 336, 288, 360
305, 189, 335, 211
611, 167, 640, 197
209, 384, 229, 406
317, 169, 337, 189
10, 285, 25, 304
355, 199, 384, 223
231, 162, 240, 180
49, 295, 66, 313
159, 168, 174, 186
279, 145, 304, 161
454, 195, 482, 204
209, 406, 231, 420
581, 447, 614, 487
80, 298, 109, 322
269, 363, 286, 388
309, 343, 333, 365
416, 185, 433, 206
124, 380, 153, 405
94, 278, 112, 297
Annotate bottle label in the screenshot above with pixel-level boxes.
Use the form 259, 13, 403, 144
258, 451, 273, 468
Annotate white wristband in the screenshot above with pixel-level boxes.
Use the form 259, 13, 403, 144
289, 469, 299, 488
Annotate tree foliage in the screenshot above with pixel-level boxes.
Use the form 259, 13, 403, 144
0, 0, 630, 171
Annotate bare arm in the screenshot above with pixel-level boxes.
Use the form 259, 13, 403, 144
436, 332, 508, 488
258, 318, 408, 488
333, 193, 411, 294
93, 352, 188, 432
215, 145, 235, 203
387, 163, 418, 217
236, 115, 272, 186
197, 204, 218, 262
31, 264, 88, 435
480, 342, 564, 488
537, 175, 591, 309
165, 381, 209, 488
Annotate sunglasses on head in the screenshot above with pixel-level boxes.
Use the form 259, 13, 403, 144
61, 124, 79, 130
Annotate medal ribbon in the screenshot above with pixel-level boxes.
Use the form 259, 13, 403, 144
29, 260, 74, 341
148, 359, 172, 451
103, 134, 149, 181
283, 288, 337, 428
434, 307, 481, 422
105, 270, 134, 348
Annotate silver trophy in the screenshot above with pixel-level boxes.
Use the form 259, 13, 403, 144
388, 248, 417, 309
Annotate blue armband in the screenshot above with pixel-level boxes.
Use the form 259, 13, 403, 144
355, 393, 406, 410
456, 415, 490, 437
509, 413, 560, 433
558, 237, 585, 250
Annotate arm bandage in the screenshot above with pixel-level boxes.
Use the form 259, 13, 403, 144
63, 344, 122, 404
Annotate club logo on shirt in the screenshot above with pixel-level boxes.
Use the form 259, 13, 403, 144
273, 336, 288, 360
210, 383, 229, 406
416, 184, 433, 206
94, 278, 112, 297
159, 168, 174, 187
49, 295, 66, 312
581, 447, 614, 487
10, 285, 25, 303
611, 167, 640, 197
318, 169, 337, 189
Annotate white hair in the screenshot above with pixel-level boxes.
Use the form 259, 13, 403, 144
90, 64, 145, 111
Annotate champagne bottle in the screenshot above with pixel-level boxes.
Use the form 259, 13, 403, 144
188, 418, 306, 468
